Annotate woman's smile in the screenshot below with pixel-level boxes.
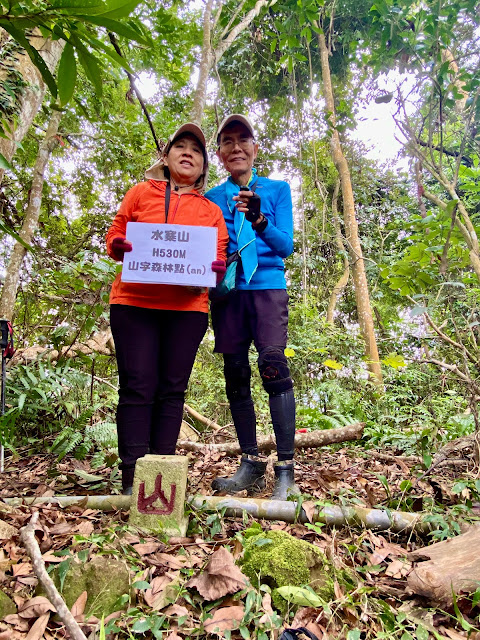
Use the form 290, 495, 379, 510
164, 134, 205, 185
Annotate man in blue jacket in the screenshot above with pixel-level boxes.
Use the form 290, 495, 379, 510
206, 114, 298, 500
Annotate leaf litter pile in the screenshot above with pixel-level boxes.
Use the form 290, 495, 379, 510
0, 442, 479, 639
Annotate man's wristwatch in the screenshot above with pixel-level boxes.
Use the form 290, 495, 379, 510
253, 215, 268, 233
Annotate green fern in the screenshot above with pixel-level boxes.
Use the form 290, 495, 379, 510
86, 422, 118, 469
86, 421, 118, 450
315, 414, 345, 430
51, 420, 119, 464
297, 406, 356, 431
51, 428, 83, 461
70, 409, 96, 459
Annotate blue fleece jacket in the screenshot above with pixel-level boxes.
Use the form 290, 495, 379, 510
205, 177, 293, 290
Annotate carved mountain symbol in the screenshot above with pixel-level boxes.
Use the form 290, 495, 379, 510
137, 473, 177, 515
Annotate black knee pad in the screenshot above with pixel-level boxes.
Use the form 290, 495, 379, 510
224, 359, 252, 402
258, 347, 293, 395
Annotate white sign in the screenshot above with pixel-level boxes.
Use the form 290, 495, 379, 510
121, 222, 217, 287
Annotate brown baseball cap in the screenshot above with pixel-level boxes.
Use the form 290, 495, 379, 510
145, 122, 209, 191
216, 114, 255, 144
163, 122, 207, 158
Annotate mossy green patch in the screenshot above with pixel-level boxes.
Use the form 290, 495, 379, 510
0, 589, 16, 619
240, 528, 337, 611
48, 556, 131, 618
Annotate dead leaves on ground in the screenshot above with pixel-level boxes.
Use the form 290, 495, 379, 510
203, 604, 245, 635
188, 546, 249, 600
0, 447, 479, 638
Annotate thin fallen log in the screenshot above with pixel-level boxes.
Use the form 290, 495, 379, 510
364, 450, 421, 465
20, 511, 88, 640
189, 495, 432, 534
7, 491, 431, 534
10, 495, 131, 510
10, 329, 114, 365
177, 422, 364, 454
183, 404, 222, 432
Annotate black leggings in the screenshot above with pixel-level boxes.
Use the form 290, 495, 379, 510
110, 304, 208, 473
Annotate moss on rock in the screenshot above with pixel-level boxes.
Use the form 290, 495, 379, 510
50, 556, 131, 618
0, 589, 16, 619
241, 528, 334, 611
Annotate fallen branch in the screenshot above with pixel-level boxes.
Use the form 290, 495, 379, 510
183, 404, 222, 432
364, 450, 421, 465
177, 422, 364, 454
20, 511, 88, 640
11, 495, 131, 510
11, 329, 114, 365
190, 495, 432, 534
9, 494, 431, 534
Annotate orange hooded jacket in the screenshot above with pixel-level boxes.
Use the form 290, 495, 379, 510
106, 180, 229, 313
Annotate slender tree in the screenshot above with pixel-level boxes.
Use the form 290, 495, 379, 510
0, 31, 63, 183
326, 179, 349, 323
0, 109, 62, 320
317, 30, 383, 385
191, 0, 272, 123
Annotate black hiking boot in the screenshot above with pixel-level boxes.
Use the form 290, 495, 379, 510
271, 461, 300, 501
211, 455, 267, 494
122, 466, 135, 496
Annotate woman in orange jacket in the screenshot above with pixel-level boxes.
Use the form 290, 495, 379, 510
106, 123, 228, 494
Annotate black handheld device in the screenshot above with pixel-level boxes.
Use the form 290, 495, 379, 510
237, 186, 262, 223
0, 320, 10, 350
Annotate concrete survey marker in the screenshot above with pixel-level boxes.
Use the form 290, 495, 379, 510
129, 454, 188, 536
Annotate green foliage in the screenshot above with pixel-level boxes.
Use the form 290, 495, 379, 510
50, 415, 117, 461
380, 211, 471, 296
369, 0, 480, 77
50, 413, 91, 460
0, 38, 27, 120
285, 300, 372, 419
363, 364, 473, 454
15, 252, 116, 351
57, 43, 77, 106
298, 407, 356, 431
0, 0, 151, 106
0, 360, 116, 447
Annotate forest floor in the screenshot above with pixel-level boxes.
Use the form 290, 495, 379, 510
0, 438, 479, 639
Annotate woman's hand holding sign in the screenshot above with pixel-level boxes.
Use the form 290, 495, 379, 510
212, 259, 226, 284
111, 237, 132, 262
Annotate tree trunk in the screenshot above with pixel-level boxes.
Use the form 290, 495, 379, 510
190, 0, 214, 124
326, 179, 349, 322
20, 512, 88, 640
408, 525, 480, 606
317, 32, 383, 386
0, 109, 62, 320
0, 30, 63, 183
191, 0, 270, 124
